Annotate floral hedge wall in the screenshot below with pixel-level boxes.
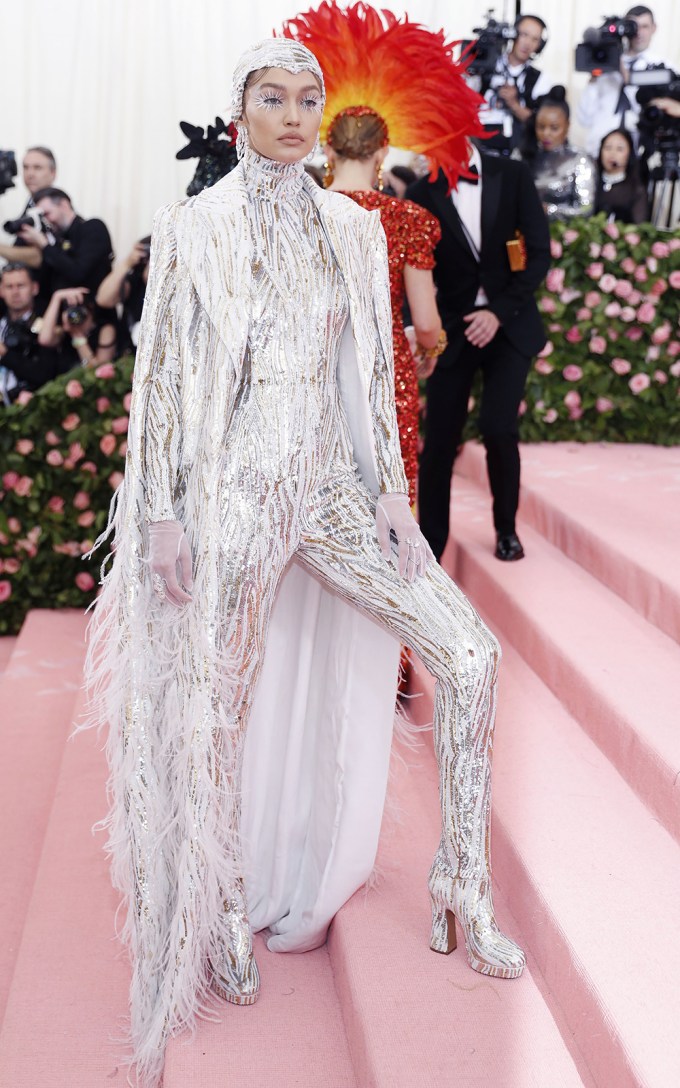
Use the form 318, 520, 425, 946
1, 216, 679, 634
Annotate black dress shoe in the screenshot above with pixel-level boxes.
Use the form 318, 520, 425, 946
495, 532, 525, 561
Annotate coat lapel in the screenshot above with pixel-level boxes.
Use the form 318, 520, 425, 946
480, 155, 502, 254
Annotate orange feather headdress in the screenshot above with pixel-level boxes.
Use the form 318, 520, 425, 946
280, 1, 484, 190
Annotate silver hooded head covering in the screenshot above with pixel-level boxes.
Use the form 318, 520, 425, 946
230, 38, 326, 125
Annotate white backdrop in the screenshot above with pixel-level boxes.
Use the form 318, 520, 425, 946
2, 0, 679, 258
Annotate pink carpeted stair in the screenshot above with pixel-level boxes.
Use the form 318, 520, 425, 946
0, 443, 678, 1087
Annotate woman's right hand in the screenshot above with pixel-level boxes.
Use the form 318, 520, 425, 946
148, 520, 193, 607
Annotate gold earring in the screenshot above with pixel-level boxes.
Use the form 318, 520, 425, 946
323, 160, 334, 189
377, 162, 384, 191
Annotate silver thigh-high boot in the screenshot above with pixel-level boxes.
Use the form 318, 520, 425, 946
212, 877, 260, 1005
427, 620, 525, 978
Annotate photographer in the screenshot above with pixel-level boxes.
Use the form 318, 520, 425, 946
39, 286, 117, 372
0, 147, 57, 268
0, 261, 60, 406
16, 187, 113, 300
576, 7, 674, 157
96, 236, 151, 353
471, 15, 553, 155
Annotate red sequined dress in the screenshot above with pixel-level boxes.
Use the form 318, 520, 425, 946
337, 191, 441, 501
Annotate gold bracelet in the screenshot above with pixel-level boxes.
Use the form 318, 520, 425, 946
416, 329, 448, 359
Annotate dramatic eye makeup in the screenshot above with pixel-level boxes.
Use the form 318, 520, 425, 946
251, 84, 324, 112
252, 89, 285, 111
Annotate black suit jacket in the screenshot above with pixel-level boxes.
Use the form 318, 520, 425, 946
406, 154, 550, 363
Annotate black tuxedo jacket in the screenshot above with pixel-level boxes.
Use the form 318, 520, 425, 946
407, 154, 551, 363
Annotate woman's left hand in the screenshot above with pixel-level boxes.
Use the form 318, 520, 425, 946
375, 493, 433, 582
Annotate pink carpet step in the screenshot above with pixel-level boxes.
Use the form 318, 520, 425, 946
409, 642, 680, 1088
443, 475, 680, 847
0, 609, 88, 1026
327, 742, 592, 1088
0, 636, 18, 673
455, 441, 680, 643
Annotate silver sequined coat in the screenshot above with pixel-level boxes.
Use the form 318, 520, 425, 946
85, 163, 404, 1079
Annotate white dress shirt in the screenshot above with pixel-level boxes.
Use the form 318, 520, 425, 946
451, 145, 489, 307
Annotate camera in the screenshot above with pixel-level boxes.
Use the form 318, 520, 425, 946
0, 150, 17, 196
460, 10, 517, 78
575, 16, 638, 74
63, 304, 90, 326
3, 319, 35, 353
3, 215, 34, 235
633, 69, 680, 156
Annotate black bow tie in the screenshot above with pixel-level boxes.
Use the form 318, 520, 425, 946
459, 165, 479, 186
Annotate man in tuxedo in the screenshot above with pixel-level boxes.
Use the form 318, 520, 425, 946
407, 144, 550, 561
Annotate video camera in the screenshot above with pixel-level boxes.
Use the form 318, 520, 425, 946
575, 16, 638, 74
0, 150, 17, 196
460, 10, 517, 78
632, 67, 680, 156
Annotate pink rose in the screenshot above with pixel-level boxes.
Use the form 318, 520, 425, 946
651, 323, 671, 344
586, 262, 604, 279
563, 364, 583, 381
604, 223, 620, 240
3, 471, 20, 489
61, 413, 80, 432
96, 397, 111, 414
81, 461, 97, 474
95, 363, 116, 379
620, 306, 636, 322
538, 340, 554, 358
565, 326, 583, 343
646, 256, 658, 274
620, 257, 636, 275
535, 358, 553, 375
563, 229, 579, 245
46, 449, 64, 466
15, 439, 34, 455
637, 301, 656, 323
75, 572, 96, 592
670, 360, 680, 377
668, 341, 680, 357
568, 406, 584, 420
45, 431, 60, 446
0, 581, 12, 602
65, 379, 83, 398
540, 297, 557, 313
109, 471, 124, 489
47, 496, 65, 514
3, 558, 20, 574
629, 373, 651, 394
576, 307, 592, 321
7, 517, 21, 533
584, 291, 601, 308
601, 244, 617, 262
15, 391, 32, 406
589, 336, 607, 355
608, 329, 620, 341
589, 243, 601, 259
649, 279, 667, 298
669, 270, 680, 289
123, 392, 132, 412
596, 397, 614, 413
625, 326, 643, 341
614, 280, 633, 299
14, 476, 33, 497
99, 434, 117, 456
548, 322, 563, 333
599, 273, 617, 292
634, 266, 648, 283
604, 301, 622, 317
543, 408, 558, 423
111, 416, 129, 435
626, 232, 640, 246
77, 510, 96, 527
550, 239, 563, 259
535, 399, 545, 411
651, 241, 670, 259
646, 345, 660, 362
564, 390, 582, 409
611, 357, 632, 375
546, 268, 565, 293
654, 369, 668, 384
73, 491, 90, 510
560, 287, 582, 304
17, 540, 36, 558
670, 239, 680, 252
69, 441, 85, 462
80, 539, 93, 554
628, 288, 642, 305
118, 441, 128, 457
518, 400, 527, 416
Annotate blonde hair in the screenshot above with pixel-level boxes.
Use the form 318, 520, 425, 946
327, 108, 389, 160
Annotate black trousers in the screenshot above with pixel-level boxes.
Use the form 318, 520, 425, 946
418, 329, 531, 559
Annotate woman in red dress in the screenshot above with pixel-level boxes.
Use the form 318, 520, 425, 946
325, 106, 442, 501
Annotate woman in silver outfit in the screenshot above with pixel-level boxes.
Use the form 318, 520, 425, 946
521, 86, 596, 220
86, 39, 524, 1086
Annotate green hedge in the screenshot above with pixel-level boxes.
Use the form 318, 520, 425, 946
1, 216, 679, 634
